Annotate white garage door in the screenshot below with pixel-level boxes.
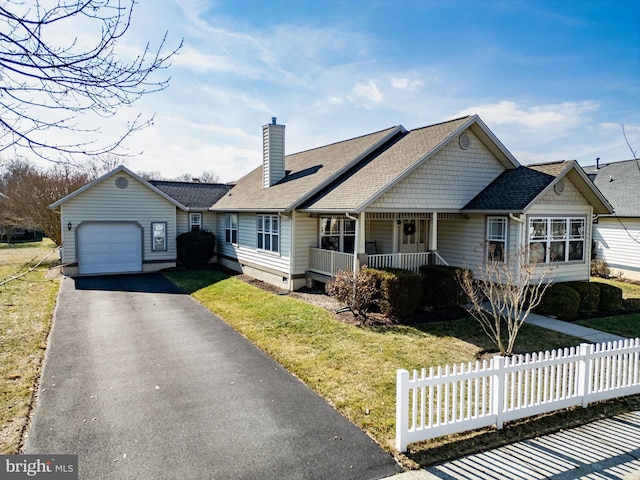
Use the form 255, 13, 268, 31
78, 223, 143, 275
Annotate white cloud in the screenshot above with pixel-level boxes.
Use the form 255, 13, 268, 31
348, 81, 384, 109
457, 100, 599, 130
390, 77, 424, 91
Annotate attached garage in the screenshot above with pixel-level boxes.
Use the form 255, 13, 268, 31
77, 223, 143, 275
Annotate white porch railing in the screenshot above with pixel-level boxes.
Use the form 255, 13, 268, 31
366, 252, 447, 271
308, 248, 448, 277
396, 338, 640, 452
308, 248, 354, 276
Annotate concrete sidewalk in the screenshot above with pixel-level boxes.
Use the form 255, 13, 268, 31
386, 411, 640, 479
524, 312, 627, 344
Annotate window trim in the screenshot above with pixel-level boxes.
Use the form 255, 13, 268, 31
319, 217, 355, 253
257, 214, 279, 253
224, 213, 238, 245
189, 212, 202, 232
528, 216, 586, 264
486, 216, 507, 263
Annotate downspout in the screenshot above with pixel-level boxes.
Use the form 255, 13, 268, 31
345, 212, 359, 277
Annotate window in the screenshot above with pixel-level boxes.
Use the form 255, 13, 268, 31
257, 215, 279, 253
486, 217, 507, 262
151, 222, 167, 251
529, 217, 585, 263
190, 213, 202, 232
320, 217, 355, 253
225, 214, 238, 244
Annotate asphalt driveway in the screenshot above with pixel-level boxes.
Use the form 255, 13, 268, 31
25, 273, 401, 480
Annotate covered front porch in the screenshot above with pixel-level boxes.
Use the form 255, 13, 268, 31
305, 212, 456, 279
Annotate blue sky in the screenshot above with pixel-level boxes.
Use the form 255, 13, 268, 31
51, 0, 640, 182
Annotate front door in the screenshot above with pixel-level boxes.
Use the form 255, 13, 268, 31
399, 220, 427, 253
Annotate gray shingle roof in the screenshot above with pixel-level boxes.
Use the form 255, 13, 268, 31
462, 165, 556, 212
213, 116, 508, 213
300, 117, 474, 212
211, 126, 402, 212
149, 181, 231, 210
583, 159, 640, 217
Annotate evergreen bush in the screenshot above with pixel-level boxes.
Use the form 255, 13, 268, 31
564, 281, 601, 312
176, 230, 216, 267
371, 268, 423, 319
592, 282, 623, 311
419, 264, 466, 308
535, 284, 580, 320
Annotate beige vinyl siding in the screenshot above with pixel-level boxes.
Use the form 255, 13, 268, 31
593, 217, 640, 281
369, 130, 504, 211
437, 216, 486, 270
525, 178, 593, 283
60, 171, 176, 264
367, 219, 394, 253
293, 213, 317, 276
176, 211, 217, 235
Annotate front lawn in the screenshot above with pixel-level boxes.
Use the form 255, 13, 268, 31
575, 278, 640, 338
165, 269, 584, 455
0, 239, 60, 453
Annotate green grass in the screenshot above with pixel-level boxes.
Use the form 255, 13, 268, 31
592, 277, 640, 299
575, 314, 640, 338
0, 239, 60, 453
165, 269, 583, 455
574, 278, 640, 338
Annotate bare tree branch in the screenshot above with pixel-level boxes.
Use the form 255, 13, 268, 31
458, 246, 555, 356
0, 0, 182, 162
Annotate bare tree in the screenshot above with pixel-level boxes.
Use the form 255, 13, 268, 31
0, 159, 93, 245
458, 246, 555, 356
0, 0, 182, 163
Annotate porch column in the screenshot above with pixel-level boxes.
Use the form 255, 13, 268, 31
357, 212, 367, 269
429, 212, 438, 251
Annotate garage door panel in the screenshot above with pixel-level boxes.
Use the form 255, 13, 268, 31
78, 223, 142, 275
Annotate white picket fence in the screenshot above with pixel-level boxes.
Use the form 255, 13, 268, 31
396, 338, 640, 452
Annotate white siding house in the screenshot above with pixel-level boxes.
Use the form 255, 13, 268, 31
212, 116, 612, 290
50, 166, 230, 276
586, 159, 640, 281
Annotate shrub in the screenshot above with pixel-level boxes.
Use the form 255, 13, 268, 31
590, 258, 611, 278
326, 268, 379, 320
420, 265, 466, 308
176, 230, 216, 267
564, 281, 601, 312
592, 282, 623, 311
371, 268, 423, 319
535, 284, 580, 320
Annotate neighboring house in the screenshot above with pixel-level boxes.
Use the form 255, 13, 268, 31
211, 115, 612, 291
50, 166, 230, 276
585, 159, 640, 281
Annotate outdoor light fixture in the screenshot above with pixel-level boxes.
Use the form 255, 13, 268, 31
67, 222, 72, 231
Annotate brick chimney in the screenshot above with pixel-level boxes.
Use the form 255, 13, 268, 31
262, 117, 285, 188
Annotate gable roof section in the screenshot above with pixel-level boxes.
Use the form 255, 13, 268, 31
463, 160, 613, 214
211, 126, 404, 212
584, 159, 640, 217
49, 165, 188, 210
299, 115, 520, 213
149, 180, 231, 211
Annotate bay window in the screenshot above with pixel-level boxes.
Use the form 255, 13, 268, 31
529, 217, 585, 263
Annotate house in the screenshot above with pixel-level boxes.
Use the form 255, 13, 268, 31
211, 115, 613, 290
585, 159, 640, 281
50, 166, 230, 276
